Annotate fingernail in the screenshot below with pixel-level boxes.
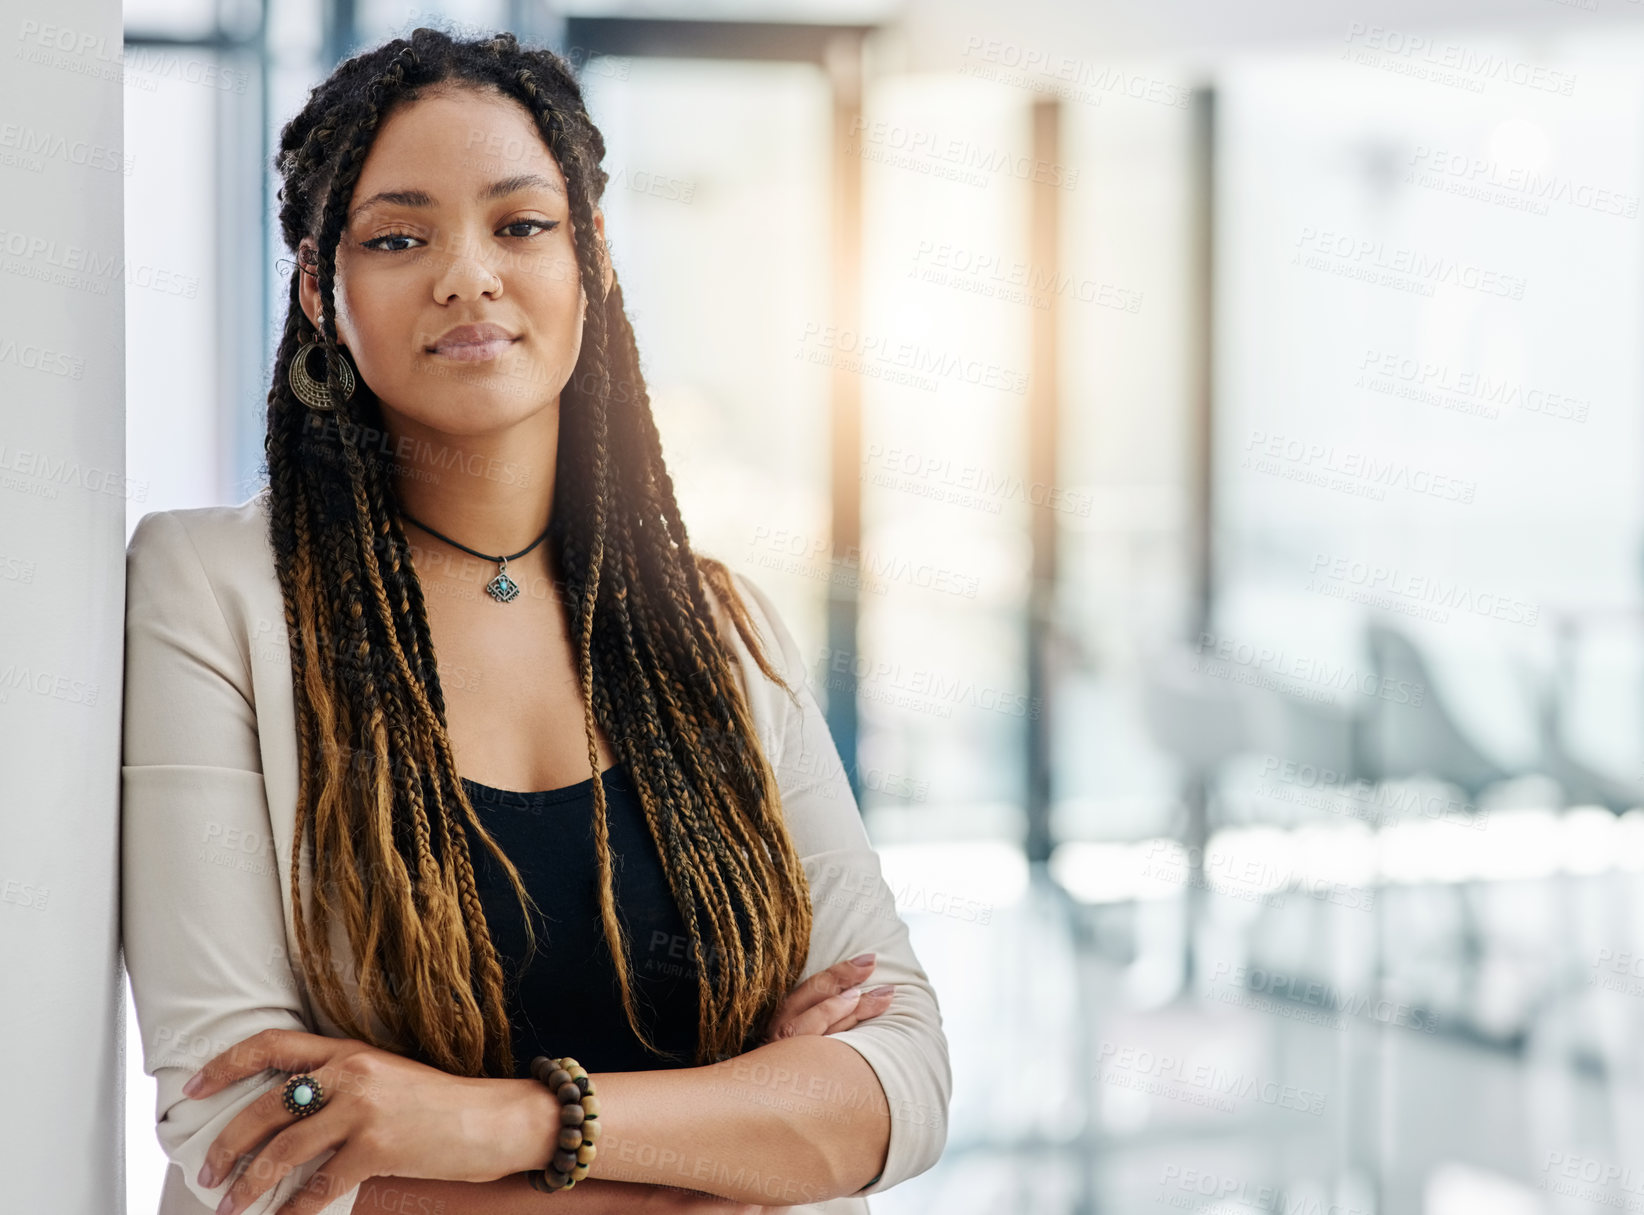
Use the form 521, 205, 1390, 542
841, 986, 863, 1000
215, 1189, 235, 1215
183, 1071, 204, 1097
197, 1162, 217, 1188
867, 985, 893, 997
850, 953, 875, 966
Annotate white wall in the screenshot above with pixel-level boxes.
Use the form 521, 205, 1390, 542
0, 0, 128, 1210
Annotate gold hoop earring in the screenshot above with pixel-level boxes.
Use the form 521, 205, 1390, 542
288, 337, 357, 411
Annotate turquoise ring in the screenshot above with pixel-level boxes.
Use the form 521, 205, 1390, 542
280, 1073, 327, 1118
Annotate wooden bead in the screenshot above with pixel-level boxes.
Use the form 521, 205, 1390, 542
553, 1149, 578, 1174
547, 1068, 572, 1090
556, 1080, 582, 1105
574, 1075, 591, 1097
577, 1143, 597, 1165
530, 1168, 570, 1193
579, 1093, 601, 1118
558, 1126, 583, 1152
570, 1162, 591, 1182
559, 1102, 585, 1127
580, 1117, 601, 1144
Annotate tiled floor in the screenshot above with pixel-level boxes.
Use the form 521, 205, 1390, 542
870, 861, 1622, 1215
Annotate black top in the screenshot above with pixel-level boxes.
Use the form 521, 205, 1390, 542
458, 763, 703, 1077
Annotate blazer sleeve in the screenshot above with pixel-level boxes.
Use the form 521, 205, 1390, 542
730, 570, 952, 1197
121, 510, 360, 1215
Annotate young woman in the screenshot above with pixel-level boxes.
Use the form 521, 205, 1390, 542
120, 27, 949, 1215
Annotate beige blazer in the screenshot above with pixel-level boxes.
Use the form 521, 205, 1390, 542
122, 489, 951, 1215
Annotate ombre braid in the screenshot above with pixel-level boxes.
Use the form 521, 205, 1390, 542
261, 26, 814, 1079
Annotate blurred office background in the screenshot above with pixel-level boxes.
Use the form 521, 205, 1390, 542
120, 0, 1644, 1211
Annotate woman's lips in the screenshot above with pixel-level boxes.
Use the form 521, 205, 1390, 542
431, 337, 517, 362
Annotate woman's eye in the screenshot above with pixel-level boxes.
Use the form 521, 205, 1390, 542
361, 231, 419, 252
360, 220, 557, 253
502, 219, 558, 238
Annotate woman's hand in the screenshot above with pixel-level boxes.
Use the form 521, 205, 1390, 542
183, 1027, 551, 1215
762, 951, 894, 1043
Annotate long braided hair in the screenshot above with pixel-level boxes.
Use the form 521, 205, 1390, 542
263, 26, 814, 1078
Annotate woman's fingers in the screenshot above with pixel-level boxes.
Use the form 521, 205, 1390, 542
769, 954, 877, 1024
274, 1143, 372, 1215
823, 985, 894, 1035
771, 981, 893, 1041
218, 1109, 349, 1215
184, 1027, 343, 1100
762, 955, 889, 1043
197, 1050, 378, 1193
199, 1054, 369, 1211
769, 986, 865, 1040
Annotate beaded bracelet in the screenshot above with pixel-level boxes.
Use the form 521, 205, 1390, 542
526, 1055, 600, 1193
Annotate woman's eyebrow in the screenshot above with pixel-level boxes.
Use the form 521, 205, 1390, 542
348, 172, 564, 225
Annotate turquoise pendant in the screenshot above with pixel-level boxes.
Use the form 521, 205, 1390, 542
487, 557, 521, 603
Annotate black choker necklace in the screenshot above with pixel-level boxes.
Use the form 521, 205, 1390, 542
397, 508, 550, 604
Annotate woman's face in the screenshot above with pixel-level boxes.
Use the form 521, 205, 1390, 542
297, 83, 608, 438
